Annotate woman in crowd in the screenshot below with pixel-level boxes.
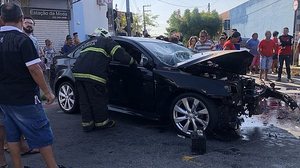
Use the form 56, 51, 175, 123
187, 36, 198, 50
43, 39, 56, 82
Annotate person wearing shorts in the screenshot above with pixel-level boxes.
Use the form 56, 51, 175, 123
246, 33, 260, 74
258, 31, 276, 81
0, 3, 65, 168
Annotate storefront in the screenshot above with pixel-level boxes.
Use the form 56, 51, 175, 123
2, 0, 71, 51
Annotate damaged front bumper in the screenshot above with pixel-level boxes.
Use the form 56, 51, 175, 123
244, 80, 299, 116
259, 84, 299, 110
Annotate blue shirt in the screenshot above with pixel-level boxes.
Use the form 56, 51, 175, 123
61, 44, 75, 54
246, 38, 260, 56
234, 37, 242, 50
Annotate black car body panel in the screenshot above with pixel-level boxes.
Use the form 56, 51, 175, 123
153, 69, 229, 97
51, 36, 299, 135
177, 50, 253, 75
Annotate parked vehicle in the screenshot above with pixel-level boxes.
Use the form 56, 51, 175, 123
50, 37, 298, 136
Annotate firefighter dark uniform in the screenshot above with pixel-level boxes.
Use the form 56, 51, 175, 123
72, 35, 134, 132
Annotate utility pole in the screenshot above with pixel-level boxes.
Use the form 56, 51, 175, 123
107, 1, 114, 36
208, 3, 210, 13
126, 0, 131, 36
143, 5, 151, 35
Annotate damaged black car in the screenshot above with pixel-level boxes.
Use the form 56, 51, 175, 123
50, 37, 298, 137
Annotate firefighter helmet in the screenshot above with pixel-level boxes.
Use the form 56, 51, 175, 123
90, 28, 111, 38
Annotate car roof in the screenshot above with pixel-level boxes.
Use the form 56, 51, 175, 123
112, 36, 170, 44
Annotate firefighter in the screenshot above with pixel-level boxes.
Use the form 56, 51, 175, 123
72, 28, 135, 132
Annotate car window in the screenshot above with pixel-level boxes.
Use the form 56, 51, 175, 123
140, 41, 195, 66
72, 39, 94, 58
73, 47, 82, 58
116, 41, 143, 64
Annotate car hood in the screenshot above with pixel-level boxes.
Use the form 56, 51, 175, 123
176, 50, 253, 74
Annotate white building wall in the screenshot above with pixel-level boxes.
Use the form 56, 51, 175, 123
230, 0, 294, 38
82, 0, 108, 39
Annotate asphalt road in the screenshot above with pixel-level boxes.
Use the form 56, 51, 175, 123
4, 74, 300, 168
3, 102, 298, 168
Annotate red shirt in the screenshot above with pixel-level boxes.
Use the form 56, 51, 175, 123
223, 40, 236, 50
278, 35, 293, 56
258, 39, 276, 57
272, 37, 279, 55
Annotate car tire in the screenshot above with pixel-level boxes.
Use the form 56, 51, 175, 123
170, 93, 218, 137
57, 81, 79, 114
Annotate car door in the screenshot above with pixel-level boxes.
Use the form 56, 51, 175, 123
108, 40, 156, 116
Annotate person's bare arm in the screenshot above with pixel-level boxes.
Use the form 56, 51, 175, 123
223, 45, 230, 50
27, 64, 55, 104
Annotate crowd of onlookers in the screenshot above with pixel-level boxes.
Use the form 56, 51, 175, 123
28, 14, 296, 84
156, 27, 295, 83
35, 32, 81, 81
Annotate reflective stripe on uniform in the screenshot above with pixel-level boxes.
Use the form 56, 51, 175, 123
129, 57, 135, 65
82, 121, 94, 127
110, 45, 121, 56
81, 47, 109, 57
73, 73, 107, 84
94, 119, 109, 127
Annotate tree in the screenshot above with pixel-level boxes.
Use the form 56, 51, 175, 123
167, 8, 222, 42
116, 11, 158, 36
132, 14, 143, 34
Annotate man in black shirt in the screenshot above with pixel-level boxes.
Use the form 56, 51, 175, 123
0, 3, 65, 168
0, 4, 7, 168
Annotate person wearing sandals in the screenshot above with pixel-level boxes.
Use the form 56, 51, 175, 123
0, 3, 65, 168
258, 31, 276, 81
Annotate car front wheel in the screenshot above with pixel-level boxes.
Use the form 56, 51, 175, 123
171, 93, 218, 137
57, 81, 78, 114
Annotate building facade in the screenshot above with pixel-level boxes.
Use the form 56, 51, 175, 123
221, 0, 297, 38
70, 0, 109, 41
1, 0, 71, 51
220, 0, 300, 64
1, 0, 110, 50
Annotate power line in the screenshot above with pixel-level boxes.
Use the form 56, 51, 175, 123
157, 0, 207, 9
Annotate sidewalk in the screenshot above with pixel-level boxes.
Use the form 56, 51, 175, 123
247, 73, 300, 95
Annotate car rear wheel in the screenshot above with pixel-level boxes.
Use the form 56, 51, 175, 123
171, 93, 218, 137
57, 81, 78, 114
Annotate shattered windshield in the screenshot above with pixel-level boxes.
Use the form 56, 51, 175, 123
140, 41, 195, 66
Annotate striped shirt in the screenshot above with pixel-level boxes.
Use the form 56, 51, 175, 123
194, 40, 213, 53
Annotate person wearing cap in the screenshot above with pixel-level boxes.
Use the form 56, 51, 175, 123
72, 28, 135, 132
73, 32, 80, 45
0, 3, 65, 168
61, 34, 75, 54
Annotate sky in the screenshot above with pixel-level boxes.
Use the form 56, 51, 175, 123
113, 0, 249, 36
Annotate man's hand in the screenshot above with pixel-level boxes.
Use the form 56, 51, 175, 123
44, 92, 55, 105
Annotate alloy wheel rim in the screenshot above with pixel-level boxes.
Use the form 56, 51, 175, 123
173, 97, 209, 135
58, 84, 75, 111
